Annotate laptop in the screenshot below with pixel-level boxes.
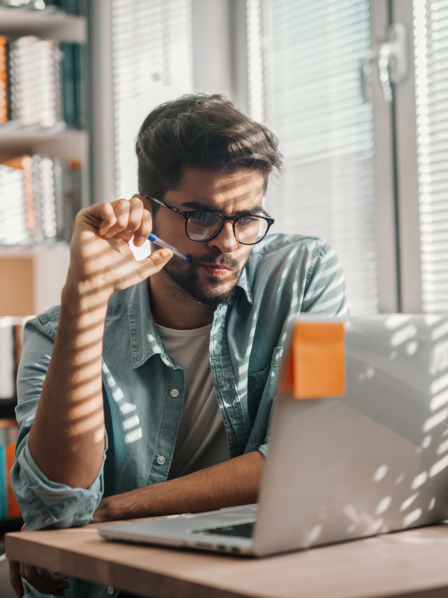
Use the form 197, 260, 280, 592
99, 314, 448, 557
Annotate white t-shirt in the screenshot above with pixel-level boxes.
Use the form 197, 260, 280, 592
155, 322, 231, 479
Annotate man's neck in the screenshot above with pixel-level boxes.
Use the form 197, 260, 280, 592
149, 273, 215, 329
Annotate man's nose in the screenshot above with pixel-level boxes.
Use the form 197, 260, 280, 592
209, 220, 239, 253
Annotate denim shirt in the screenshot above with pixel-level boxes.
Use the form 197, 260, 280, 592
11, 233, 349, 598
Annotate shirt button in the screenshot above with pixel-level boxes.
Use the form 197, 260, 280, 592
106, 586, 115, 595
157, 455, 166, 465
170, 388, 180, 397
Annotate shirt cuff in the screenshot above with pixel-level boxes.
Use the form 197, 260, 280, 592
257, 442, 268, 458
11, 439, 105, 531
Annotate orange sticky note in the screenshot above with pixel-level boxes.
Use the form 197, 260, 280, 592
282, 321, 346, 399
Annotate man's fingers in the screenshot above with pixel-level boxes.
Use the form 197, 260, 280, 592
98, 199, 129, 238
88, 197, 151, 245
100, 197, 148, 242
7, 525, 69, 597
133, 207, 153, 247
20, 563, 69, 597
93, 201, 118, 236
119, 196, 146, 243
140, 247, 173, 275
36, 566, 69, 583
8, 558, 24, 598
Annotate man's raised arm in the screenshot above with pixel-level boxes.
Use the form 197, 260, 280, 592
27, 197, 172, 488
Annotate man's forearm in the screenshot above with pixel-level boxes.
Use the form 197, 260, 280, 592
94, 451, 265, 522
28, 283, 110, 488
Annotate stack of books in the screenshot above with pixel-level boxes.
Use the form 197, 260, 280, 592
0, 154, 81, 245
0, 34, 84, 130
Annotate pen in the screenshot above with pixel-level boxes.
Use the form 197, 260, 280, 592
148, 233, 192, 262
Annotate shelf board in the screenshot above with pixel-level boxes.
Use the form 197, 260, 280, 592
0, 123, 86, 144
0, 6, 86, 42
0, 241, 69, 258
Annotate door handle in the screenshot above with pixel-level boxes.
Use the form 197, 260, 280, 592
361, 23, 409, 104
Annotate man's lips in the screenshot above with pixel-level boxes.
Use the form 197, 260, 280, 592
201, 263, 234, 277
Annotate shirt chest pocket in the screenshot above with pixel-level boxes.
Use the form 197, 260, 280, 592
247, 346, 284, 415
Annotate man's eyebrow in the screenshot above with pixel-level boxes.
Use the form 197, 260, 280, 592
181, 200, 264, 215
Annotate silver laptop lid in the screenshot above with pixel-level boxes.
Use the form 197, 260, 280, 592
253, 314, 448, 556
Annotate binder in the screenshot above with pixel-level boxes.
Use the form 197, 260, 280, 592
0, 420, 20, 521
0, 35, 7, 124
59, 41, 76, 128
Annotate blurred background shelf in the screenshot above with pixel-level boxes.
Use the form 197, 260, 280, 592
0, 6, 86, 41
0, 2, 89, 318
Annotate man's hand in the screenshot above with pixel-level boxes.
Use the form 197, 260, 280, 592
93, 493, 135, 523
67, 195, 173, 300
8, 558, 69, 598
7, 525, 69, 598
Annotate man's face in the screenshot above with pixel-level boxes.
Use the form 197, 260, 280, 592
148, 167, 265, 306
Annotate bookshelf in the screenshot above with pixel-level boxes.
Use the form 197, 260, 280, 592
0, 4, 89, 316
0, 4, 90, 529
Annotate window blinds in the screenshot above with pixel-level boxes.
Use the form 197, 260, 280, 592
246, 0, 378, 315
111, 0, 193, 199
413, 0, 448, 313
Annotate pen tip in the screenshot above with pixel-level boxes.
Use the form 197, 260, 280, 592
186, 255, 192, 263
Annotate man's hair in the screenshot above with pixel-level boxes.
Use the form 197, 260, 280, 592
136, 93, 282, 200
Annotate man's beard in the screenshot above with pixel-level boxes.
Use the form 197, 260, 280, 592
162, 253, 245, 306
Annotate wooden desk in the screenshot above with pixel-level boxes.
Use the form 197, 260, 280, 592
5, 522, 448, 598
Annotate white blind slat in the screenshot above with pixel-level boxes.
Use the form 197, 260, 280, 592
414, 0, 448, 313
247, 0, 377, 315
111, 0, 193, 199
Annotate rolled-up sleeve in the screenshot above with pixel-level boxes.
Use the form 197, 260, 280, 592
11, 314, 105, 531
257, 442, 268, 459
12, 439, 104, 530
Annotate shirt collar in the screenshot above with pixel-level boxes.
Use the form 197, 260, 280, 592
235, 267, 253, 304
128, 281, 169, 369
127, 262, 253, 368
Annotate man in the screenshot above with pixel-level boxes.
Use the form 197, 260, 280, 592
9, 94, 348, 597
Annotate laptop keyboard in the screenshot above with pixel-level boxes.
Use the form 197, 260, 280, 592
194, 522, 255, 538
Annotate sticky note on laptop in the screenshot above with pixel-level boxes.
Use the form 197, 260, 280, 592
281, 321, 346, 399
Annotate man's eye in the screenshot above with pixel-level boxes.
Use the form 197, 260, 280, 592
189, 212, 216, 225
238, 215, 259, 226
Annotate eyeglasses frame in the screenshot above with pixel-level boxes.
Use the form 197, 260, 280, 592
144, 195, 274, 245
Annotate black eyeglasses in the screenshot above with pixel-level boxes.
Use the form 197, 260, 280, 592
145, 195, 274, 245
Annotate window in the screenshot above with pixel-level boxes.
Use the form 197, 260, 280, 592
409, 0, 448, 313
111, 0, 193, 199
246, 0, 448, 315
246, 0, 378, 315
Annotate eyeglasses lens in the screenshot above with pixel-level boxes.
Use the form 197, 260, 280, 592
235, 216, 267, 244
186, 212, 268, 244
187, 212, 222, 241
